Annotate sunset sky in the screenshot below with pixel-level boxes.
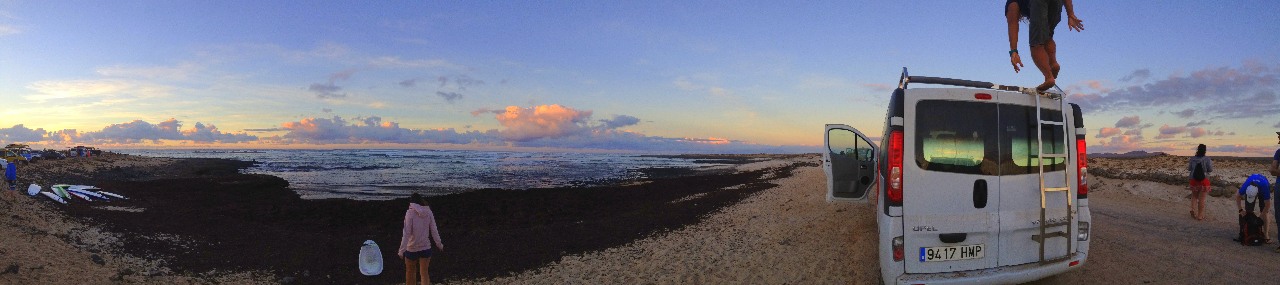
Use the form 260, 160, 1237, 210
2, 1, 1278, 155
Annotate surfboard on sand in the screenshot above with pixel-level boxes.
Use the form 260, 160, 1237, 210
68, 191, 92, 202
68, 188, 108, 200
359, 240, 383, 276
97, 191, 127, 199
40, 191, 67, 204
51, 184, 71, 199
27, 184, 40, 196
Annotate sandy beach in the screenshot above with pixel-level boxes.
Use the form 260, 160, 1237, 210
3, 152, 1279, 284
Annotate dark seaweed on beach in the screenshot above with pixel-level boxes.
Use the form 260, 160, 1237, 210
54, 153, 806, 284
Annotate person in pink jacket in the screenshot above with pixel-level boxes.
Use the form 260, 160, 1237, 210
398, 193, 444, 285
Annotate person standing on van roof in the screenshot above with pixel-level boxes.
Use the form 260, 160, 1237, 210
1188, 144, 1213, 221
1005, 0, 1084, 91
1238, 174, 1273, 242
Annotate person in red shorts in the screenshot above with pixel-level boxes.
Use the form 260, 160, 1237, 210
1188, 144, 1213, 220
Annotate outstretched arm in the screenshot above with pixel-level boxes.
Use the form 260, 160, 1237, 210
1065, 0, 1084, 32
1006, 2, 1024, 73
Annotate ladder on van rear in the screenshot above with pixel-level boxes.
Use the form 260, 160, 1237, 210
1031, 89, 1073, 264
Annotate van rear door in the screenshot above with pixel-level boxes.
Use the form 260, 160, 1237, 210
995, 94, 1075, 266
902, 89, 1001, 273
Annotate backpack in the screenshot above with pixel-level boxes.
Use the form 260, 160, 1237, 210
1239, 212, 1265, 246
1192, 160, 1206, 181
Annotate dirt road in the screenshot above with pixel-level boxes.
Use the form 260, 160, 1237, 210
1030, 175, 1278, 284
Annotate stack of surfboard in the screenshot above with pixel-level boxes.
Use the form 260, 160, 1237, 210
28, 184, 127, 205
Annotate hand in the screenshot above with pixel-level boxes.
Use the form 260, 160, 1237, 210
397, 251, 404, 259
1011, 53, 1024, 73
1068, 16, 1084, 32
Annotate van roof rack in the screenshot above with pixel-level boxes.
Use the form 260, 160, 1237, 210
896, 67, 1063, 99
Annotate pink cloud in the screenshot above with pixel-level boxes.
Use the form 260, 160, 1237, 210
494, 104, 593, 141
1096, 127, 1122, 138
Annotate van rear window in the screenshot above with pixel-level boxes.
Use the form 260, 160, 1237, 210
1003, 106, 1067, 174
915, 100, 998, 175
915, 100, 1067, 176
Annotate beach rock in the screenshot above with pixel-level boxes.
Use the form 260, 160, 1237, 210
119, 268, 135, 276
280, 276, 298, 284
90, 254, 105, 265
3, 264, 18, 275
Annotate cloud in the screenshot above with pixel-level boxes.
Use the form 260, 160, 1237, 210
0, 25, 19, 36
1096, 127, 1122, 138
1173, 109, 1196, 118
599, 115, 641, 129
1209, 144, 1274, 155
434, 75, 485, 90
180, 122, 258, 143
399, 79, 417, 87
74, 118, 257, 144
0, 125, 48, 142
1119, 69, 1151, 82
308, 83, 344, 99
96, 62, 200, 81
436, 91, 463, 103
25, 79, 172, 103
1274, 122, 1280, 128
1072, 64, 1280, 120
244, 128, 284, 132
470, 108, 504, 117
1115, 116, 1142, 128
307, 69, 358, 99
367, 56, 457, 69
1185, 120, 1212, 127
1155, 124, 1209, 139
493, 104, 594, 141
272, 116, 495, 144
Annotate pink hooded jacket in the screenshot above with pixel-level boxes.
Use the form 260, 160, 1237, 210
398, 203, 443, 255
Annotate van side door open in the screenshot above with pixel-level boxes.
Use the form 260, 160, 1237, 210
824, 124, 878, 202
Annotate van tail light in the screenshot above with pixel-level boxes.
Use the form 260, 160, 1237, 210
1076, 138, 1088, 198
887, 130, 904, 205
892, 236, 904, 261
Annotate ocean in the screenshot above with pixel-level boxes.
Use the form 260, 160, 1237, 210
116, 149, 729, 200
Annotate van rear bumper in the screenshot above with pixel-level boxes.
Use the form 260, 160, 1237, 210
892, 252, 1087, 285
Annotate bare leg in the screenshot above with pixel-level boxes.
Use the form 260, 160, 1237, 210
1196, 189, 1208, 220
1030, 44, 1056, 91
406, 257, 419, 285
1046, 39, 1060, 78
420, 257, 432, 285
1190, 186, 1198, 219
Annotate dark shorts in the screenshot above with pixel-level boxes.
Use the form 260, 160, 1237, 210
404, 248, 433, 260
1028, 0, 1063, 46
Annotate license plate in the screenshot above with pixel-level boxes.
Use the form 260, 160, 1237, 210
920, 244, 985, 262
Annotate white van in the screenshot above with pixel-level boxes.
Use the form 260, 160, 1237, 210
824, 68, 1090, 284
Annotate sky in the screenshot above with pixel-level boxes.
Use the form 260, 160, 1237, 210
1, 1, 1279, 155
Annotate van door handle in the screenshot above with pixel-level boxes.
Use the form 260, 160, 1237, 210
940, 233, 967, 243
973, 179, 988, 209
